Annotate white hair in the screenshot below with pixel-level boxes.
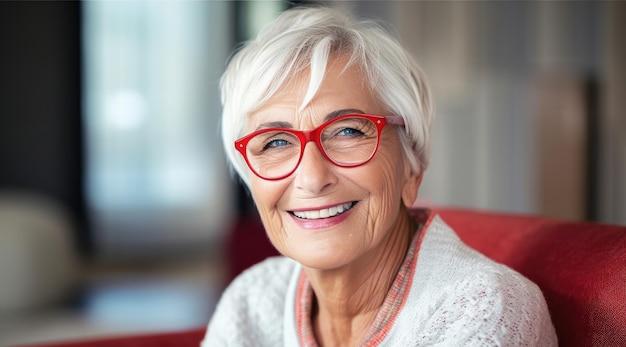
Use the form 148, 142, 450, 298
220, 6, 433, 187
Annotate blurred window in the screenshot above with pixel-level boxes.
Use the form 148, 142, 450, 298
83, 1, 233, 258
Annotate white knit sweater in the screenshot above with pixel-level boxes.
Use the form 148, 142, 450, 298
202, 214, 557, 346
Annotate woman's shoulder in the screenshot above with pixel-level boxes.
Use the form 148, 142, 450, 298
226, 255, 298, 300
202, 256, 297, 346
414, 259, 556, 345
413, 212, 552, 322
402, 213, 557, 345
422, 213, 542, 293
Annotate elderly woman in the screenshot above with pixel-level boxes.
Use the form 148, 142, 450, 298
202, 6, 556, 346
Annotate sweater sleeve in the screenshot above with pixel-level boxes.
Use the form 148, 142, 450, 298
416, 270, 557, 346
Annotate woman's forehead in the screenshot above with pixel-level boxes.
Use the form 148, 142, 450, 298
247, 63, 381, 130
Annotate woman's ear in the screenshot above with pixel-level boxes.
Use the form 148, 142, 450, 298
401, 170, 423, 208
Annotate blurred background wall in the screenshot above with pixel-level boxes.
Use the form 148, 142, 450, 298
335, 1, 625, 226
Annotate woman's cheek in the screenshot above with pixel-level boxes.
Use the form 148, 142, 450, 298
250, 179, 289, 243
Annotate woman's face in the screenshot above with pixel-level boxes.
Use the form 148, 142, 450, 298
246, 58, 421, 270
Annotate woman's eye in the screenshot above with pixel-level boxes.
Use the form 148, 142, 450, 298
338, 127, 364, 136
263, 139, 290, 150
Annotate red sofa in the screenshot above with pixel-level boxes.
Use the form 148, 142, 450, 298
22, 208, 626, 347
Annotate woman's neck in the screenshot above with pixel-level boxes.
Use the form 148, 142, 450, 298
303, 208, 416, 347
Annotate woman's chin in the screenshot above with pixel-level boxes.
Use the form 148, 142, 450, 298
285, 243, 357, 271
269, 211, 365, 270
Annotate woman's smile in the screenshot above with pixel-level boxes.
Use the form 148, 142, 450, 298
288, 201, 358, 230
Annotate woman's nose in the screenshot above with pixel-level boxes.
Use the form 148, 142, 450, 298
293, 142, 337, 194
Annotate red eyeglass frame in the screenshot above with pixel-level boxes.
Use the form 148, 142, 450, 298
234, 114, 406, 180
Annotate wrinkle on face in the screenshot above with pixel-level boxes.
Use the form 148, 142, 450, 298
363, 127, 410, 245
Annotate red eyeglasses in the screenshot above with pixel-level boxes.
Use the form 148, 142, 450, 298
234, 114, 405, 180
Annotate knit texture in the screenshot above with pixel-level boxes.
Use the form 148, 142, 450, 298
201, 213, 557, 346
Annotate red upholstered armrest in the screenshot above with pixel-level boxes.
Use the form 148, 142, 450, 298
17, 328, 205, 347
437, 208, 626, 347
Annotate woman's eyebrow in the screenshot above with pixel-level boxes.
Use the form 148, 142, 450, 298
324, 108, 365, 122
255, 109, 365, 130
255, 121, 292, 130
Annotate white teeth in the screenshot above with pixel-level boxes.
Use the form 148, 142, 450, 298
328, 206, 337, 216
337, 204, 344, 213
293, 202, 353, 220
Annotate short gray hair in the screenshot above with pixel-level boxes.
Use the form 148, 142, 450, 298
220, 6, 433, 187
